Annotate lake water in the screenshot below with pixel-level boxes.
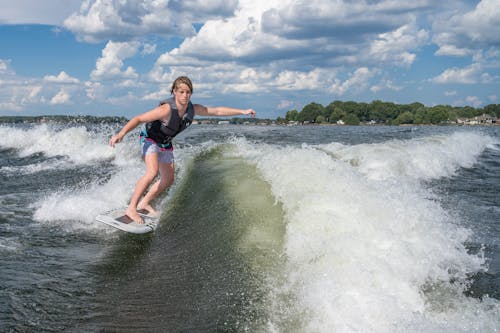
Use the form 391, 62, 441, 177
0, 123, 499, 332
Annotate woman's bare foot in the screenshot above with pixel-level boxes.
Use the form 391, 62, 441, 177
125, 207, 145, 224
137, 204, 159, 218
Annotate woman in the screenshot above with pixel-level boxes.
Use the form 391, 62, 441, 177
109, 76, 256, 224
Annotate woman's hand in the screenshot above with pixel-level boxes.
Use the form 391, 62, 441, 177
109, 134, 122, 148
244, 109, 256, 117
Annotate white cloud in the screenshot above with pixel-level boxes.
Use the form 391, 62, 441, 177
0, 59, 8, 72
91, 41, 140, 80
149, 0, 435, 100
85, 81, 104, 101
433, 0, 500, 56
63, 0, 238, 43
0, 58, 84, 110
434, 44, 471, 57
0, 59, 15, 75
0, 0, 81, 25
274, 69, 332, 91
277, 99, 295, 110
431, 63, 483, 84
157, 0, 432, 69
2, 0, 497, 116
330, 67, 376, 95
369, 22, 428, 66
44, 71, 80, 84
465, 95, 482, 108
370, 79, 403, 93
25, 86, 42, 102
142, 43, 156, 55
50, 89, 72, 105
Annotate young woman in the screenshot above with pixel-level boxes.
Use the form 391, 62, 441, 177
109, 76, 256, 223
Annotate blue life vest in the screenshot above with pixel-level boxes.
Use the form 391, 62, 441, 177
144, 97, 195, 145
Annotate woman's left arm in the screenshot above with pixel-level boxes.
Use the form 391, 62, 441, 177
194, 105, 256, 117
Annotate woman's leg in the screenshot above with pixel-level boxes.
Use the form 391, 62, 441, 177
125, 152, 160, 223
138, 161, 175, 216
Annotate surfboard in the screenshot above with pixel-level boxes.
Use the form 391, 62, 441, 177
96, 208, 159, 234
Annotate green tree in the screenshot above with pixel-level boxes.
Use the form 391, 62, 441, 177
428, 105, 450, 124
316, 115, 325, 124
299, 102, 325, 122
285, 109, 299, 121
343, 113, 360, 125
329, 107, 345, 123
483, 104, 500, 118
414, 107, 429, 124
394, 111, 415, 124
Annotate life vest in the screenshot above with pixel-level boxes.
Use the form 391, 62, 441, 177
145, 97, 195, 145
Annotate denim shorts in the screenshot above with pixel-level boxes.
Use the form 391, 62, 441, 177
141, 139, 174, 164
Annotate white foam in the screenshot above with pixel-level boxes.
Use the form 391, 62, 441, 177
0, 124, 114, 165
0, 158, 70, 175
31, 137, 221, 233
233, 132, 499, 332
322, 132, 495, 181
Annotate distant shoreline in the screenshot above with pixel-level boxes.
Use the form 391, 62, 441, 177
0, 114, 498, 126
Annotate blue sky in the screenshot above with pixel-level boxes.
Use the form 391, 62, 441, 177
0, 0, 499, 119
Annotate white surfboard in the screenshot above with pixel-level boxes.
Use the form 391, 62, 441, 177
96, 208, 159, 234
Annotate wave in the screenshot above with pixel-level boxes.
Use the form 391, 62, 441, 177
232, 132, 500, 332
321, 131, 497, 181
0, 124, 116, 165
31, 134, 220, 232
20, 124, 500, 331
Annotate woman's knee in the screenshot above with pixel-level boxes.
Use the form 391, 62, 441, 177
159, 175, 174, 190
142, 169, 158, 183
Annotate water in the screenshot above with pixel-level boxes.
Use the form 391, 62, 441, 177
0, 122, 499, 332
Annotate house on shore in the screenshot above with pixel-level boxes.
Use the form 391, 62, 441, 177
456, 114, 496, 125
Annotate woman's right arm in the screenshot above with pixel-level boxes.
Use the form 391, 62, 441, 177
109, 104, 170, 147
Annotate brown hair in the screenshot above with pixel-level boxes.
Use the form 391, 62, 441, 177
170, 76, 193, 94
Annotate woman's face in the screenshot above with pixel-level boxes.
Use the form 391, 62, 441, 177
174, 83, 192, 105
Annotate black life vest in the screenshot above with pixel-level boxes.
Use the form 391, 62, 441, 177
145, 97, 195, 145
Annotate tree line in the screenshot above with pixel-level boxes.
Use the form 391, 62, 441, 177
278, 100, 500, 125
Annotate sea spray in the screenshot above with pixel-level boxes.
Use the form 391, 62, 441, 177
325, 131, 494, 181
26, 123, 222, 232
232, 132, 499, 332
1, 122, 499, 332
0, 124, 114, 164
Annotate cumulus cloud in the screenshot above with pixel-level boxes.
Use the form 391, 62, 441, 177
157, 0, 431, 69
91, 41, 140, 80
433, 0, 500, 56
149, 0, 434, 99
330, 67, 377, 95
369, 22, 428, 66
0, 58, 83, 110
431, 63, 483, 84
50, 89, 72, 105
63, 0, 238, 43
2, 0, 497, 115
43, 71, 80, 84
